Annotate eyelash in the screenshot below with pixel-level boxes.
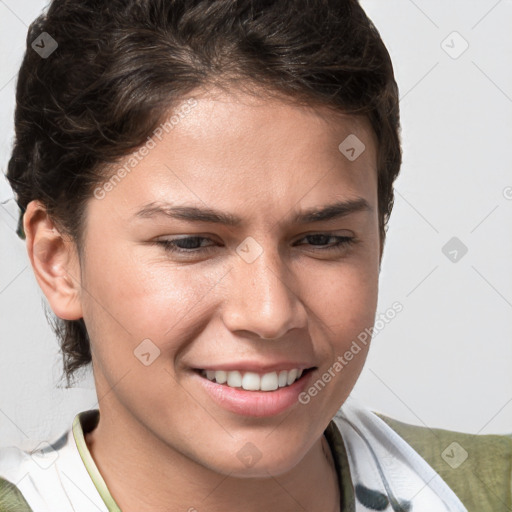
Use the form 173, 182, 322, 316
155, 234, 356, 255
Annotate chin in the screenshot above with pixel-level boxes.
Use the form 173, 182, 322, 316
198, 443, 307, 479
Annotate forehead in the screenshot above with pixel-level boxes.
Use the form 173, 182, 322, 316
166, 86, 377, 178
92, 86, 378, 226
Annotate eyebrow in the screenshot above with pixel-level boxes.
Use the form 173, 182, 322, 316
134, 197, 372, 226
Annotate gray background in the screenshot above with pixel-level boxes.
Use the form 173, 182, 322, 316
1, 0, 511, 450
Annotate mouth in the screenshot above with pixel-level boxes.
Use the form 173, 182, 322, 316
193, 367, 316, 392
191, 366, 318, 417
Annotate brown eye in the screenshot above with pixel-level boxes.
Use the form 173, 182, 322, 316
156, 236, 217, 253
296, 234, 355, 251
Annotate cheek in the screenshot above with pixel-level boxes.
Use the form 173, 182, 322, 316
292, 260, 378, 422
80, 243, 229, 352
302, 252, 379, 386
304, 253, 379, 334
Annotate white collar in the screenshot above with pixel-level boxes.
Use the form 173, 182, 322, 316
333, 396, 468, 511
0, 422, 109, 512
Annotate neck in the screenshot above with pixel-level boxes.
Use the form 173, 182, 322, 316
84, 406, 341, 512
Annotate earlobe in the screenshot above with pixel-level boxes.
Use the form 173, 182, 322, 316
23, 200, 83, 321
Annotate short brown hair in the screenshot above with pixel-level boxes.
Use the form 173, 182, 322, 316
6, 0, 402, 388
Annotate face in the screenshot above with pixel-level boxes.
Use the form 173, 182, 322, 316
48, 86, 381, 477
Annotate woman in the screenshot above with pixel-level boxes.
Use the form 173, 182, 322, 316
1, 0, 510, 511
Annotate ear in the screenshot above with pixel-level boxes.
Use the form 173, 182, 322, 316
23, 200, 83, 321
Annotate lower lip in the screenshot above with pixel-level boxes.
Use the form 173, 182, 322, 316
192, 369, 315, 417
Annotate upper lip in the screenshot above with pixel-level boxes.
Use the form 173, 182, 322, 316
193, 362, 316, 373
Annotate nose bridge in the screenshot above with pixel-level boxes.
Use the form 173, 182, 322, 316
223, 235, 305, 338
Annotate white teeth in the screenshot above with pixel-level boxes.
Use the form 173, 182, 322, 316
215, 370, 227, 384
201, 368, 305, 391
242, 372, 261, 391
286, 368, 298, 385
227, 370, 242, 388
260, 372, 278, 391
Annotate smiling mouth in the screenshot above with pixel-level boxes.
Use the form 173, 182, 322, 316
193, 367, 316, 392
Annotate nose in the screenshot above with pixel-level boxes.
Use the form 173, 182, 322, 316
221, 242, 308, 340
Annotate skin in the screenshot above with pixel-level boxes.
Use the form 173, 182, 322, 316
24, 84, 382, 512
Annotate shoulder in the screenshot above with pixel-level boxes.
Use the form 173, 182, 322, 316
0, 431, 73, 512
0, 477, 32, 511
0, 446, 33, 511
374, 412, 512, 512
0, 418, 111, 512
